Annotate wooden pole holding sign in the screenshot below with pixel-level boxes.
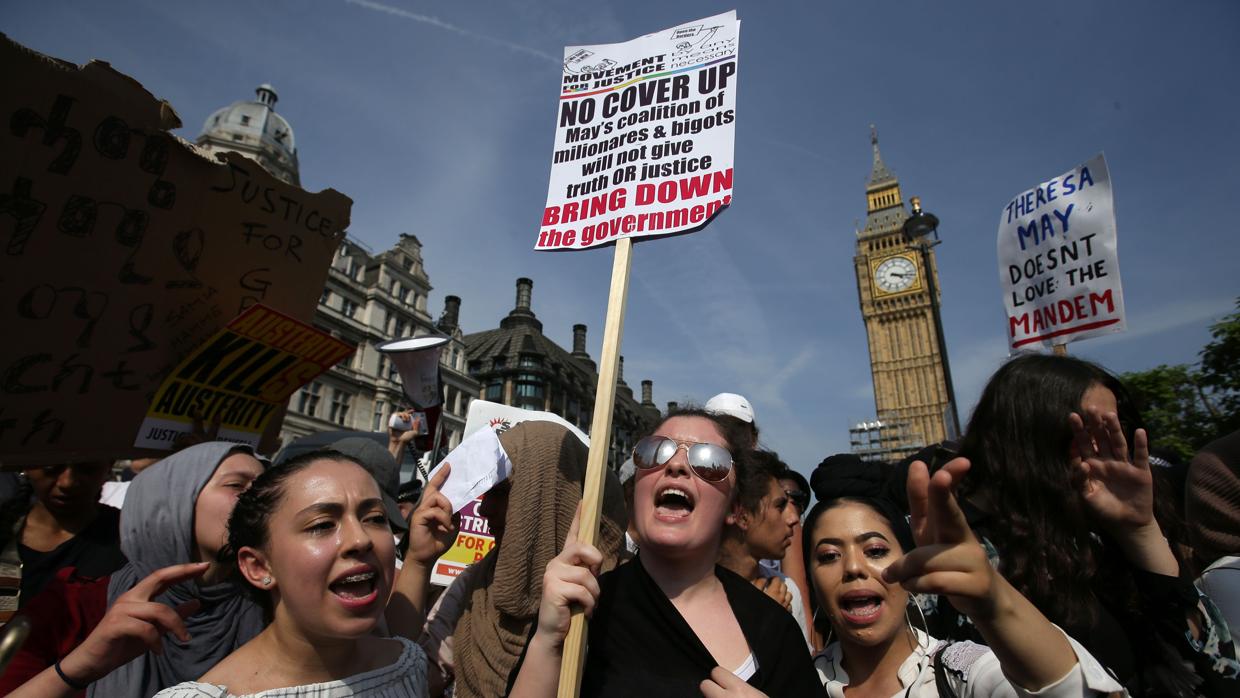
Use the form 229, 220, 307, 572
556, 238, 633, 697
1052, 344, 1068, 356
539, 10, 740, 693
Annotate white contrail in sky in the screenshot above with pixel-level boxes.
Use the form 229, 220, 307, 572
344, 0, 559, 64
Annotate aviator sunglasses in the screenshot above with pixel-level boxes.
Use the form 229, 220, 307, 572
632, 436, 734, 482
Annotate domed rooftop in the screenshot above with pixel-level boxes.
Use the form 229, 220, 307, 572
196, 84, 300, 185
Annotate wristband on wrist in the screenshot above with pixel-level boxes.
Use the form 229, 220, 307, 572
54, 658, 89, 691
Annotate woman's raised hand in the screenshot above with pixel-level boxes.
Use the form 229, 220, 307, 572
59, 562, 209, 684
1069, 408, 1154, 531
883, 458, 1000, 621
535, 502, 603, 647
405, 463, 458, 567
1070, 408, 1179, 575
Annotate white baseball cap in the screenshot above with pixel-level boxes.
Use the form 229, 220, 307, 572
705, 392, 755, 424
618, 456, 636, 483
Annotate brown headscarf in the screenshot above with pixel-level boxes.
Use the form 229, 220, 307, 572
452, 421, 627, 698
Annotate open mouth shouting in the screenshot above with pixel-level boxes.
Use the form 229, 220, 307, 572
654, 485, 695, 522
328, 565, 380, 609
837, 589, 885, 626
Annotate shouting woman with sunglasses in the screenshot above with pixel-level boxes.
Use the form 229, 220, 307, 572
510, 408, 824, 698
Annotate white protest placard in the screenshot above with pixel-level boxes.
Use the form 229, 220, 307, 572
536, 10, 739, 250
461, 399, 590, 446
998, 154, 1125, 352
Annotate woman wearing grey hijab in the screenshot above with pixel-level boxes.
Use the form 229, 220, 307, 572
85, 442, 268, 697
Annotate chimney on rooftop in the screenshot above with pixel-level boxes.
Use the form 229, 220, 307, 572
437, 295, 460, 333
667, 401, 679, 414
570, 323, 595, 371
641, 380, 654, 406
500, 278, 542, 331
617, 356, 632, 397
515, 278, 533, 313
572, 324, 588, 356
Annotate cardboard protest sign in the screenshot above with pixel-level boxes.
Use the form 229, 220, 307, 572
536, 10, 739, 250
430, 497, 497, 587
0, 36, 351, 468
998, 154, 1125, 351
136, 305, 353, 450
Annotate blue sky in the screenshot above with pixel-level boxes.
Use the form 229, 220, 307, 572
5, 1, 1237, 477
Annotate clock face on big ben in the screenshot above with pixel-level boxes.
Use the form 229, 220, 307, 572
873, 255, 918, 295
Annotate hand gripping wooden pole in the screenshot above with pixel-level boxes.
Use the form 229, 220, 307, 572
557, 237, 633, 697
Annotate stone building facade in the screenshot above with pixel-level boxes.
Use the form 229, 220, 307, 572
464, 278, 662, 469
281, 234, 479, 454
194, 85, 478, 463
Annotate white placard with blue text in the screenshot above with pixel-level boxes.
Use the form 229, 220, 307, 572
997, 154, 1125, 352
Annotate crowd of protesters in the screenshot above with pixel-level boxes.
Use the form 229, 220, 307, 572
0, 354, 1237, 697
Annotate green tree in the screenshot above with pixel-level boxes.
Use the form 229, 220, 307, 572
1120, 296, 1239, 461
1121, 364, 1218, 463
1198, 297, 1240, 433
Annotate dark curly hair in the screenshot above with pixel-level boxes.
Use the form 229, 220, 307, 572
224, 448, 364, 615
958, 353, 1163, 628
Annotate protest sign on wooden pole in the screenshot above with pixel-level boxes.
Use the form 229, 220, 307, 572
536, 11, 740, 695
557, 237, 631, 697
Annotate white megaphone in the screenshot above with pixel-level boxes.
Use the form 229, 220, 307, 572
376, 336, 449, 409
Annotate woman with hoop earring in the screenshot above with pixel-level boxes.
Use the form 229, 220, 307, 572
803, 457, 1125, 698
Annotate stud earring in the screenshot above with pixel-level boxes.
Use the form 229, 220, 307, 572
262, 576, 273, 586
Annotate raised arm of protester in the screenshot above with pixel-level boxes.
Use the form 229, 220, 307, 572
387, 410, 420, 462
885, 457, 1079, 692
387, 463, 457, 639
8, 562, 208, 698
1069, 408, 1180, 577
509, 503, 603, 698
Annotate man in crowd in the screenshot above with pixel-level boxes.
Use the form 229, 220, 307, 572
717, 450, 810, 644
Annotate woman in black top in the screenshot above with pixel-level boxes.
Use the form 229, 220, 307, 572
511, 408, 823, 697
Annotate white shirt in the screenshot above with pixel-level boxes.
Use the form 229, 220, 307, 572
815, 628, 1125, 698
153, 637, 427, 697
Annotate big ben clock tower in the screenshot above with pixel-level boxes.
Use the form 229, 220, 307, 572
852, 127, 956, 457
